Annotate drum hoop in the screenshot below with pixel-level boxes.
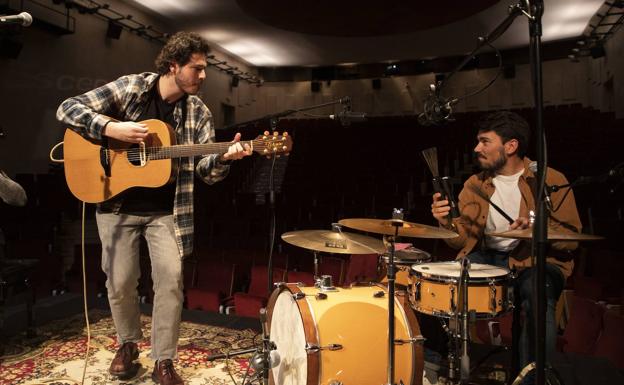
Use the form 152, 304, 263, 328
413, 306, 513, 319
382, 256, 433, 265
267, 283, 320, 385
410, 264, 511, 284
394, 290, 424, 385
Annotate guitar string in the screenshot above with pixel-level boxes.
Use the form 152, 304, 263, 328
112, 143, 286, 161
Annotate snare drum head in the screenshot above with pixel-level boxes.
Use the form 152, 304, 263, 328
411, 261, 509, 280
382, 246, 431, 265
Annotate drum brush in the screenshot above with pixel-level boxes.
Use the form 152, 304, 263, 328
421, 147, 460, 218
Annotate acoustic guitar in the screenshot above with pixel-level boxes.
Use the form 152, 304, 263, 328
62, 119, 292, 203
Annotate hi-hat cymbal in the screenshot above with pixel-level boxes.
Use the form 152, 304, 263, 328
281, 230, 386, 254
487, 228, 605, 241
338, 218, 458, 239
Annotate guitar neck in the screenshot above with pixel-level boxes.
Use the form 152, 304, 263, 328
148, 140, 257, 159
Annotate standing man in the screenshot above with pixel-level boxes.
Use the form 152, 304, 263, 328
56, 32, 251, 385
431, 111, 582, 381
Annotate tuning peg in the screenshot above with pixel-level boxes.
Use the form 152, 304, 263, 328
283, 131, 288, 137
264, 130, 270, 136
282, 146, 288, 151
273, 131, 278, 137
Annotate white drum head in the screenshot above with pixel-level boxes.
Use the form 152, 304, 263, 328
412, 261, 509, 279
270, 290, 307, 385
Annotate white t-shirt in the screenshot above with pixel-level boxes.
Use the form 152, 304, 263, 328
484, 169, 524, 251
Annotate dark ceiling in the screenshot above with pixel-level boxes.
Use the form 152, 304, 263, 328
236, 0, 500, 37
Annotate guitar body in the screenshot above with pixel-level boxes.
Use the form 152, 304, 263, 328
63, 119, 176, 203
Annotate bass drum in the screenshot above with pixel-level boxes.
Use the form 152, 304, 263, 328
267, 283, 423, 385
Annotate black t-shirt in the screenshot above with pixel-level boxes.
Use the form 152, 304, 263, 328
117, 80, 179, 215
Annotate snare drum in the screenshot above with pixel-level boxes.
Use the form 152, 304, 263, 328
408, 262, 512, 318
267, 283, 423, 385
380, 247, 432, 287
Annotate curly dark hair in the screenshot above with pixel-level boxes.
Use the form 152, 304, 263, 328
155, 32, 211, 75
476, 111, 531, 158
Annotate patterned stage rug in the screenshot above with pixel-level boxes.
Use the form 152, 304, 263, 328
0, 309, 259, 385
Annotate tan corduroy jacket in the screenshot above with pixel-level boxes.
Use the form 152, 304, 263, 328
444, 157, 582, 279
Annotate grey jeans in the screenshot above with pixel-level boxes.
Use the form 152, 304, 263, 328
96, 211, 183, 361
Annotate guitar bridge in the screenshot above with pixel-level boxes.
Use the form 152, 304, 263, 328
99, 142, 111, 177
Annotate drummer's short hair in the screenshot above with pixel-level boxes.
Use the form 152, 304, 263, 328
477, 111, 531, 158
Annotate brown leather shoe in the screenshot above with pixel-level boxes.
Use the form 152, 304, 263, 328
109, 341, 140, 379
151, 359, 184, 385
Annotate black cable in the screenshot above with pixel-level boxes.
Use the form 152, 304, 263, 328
267, 153, 278, 293
551, 186, 573, 213
453, 41, 503, 103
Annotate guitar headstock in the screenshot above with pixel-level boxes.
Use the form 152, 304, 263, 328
254, 131, 293, 157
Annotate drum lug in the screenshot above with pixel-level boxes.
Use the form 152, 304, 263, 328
450, 285, 456, 313
373, 290, 385, 298
293, 292, 306, 300
305, 343, 343, 353
489, 280, 497, 314
395, 335, 426, 345
328, 381, 343, 385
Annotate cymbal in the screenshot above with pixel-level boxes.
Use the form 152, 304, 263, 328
487, 228, 605, 241
281, 230, 386, 254
338, 218, 458, 239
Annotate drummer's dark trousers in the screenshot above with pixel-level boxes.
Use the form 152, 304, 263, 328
466, 249, 565, 377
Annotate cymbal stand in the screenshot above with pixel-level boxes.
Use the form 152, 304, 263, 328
441, 257, 471, 384
458, 257, 471, 382
385, 208, 405, 385
312, 250, 320, 280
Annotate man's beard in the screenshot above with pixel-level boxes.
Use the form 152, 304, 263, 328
174, 74, 201, 95
478, 147, 507, 176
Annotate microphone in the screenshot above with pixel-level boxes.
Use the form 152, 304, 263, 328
0, 12, 33, 27
528, 161, 553, 211
417, 88, 458, 126
0, 171, 28, 207
251, 349, 281, 370
329, 110, 367, 125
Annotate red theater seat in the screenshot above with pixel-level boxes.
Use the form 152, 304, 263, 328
227, 265, 286, 318
185, 260, 236, 313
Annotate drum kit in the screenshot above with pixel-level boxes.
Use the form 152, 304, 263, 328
214, 212, 603, 385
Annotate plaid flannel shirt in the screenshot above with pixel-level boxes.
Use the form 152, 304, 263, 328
56, 72, 230, 257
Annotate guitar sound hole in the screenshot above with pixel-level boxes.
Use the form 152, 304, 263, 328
127, 144, 144, 166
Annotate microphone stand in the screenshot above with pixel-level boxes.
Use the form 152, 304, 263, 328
421, 1, 551, 383
206, 308, 275, 385
527, 2, 550, 385
219, 97, 352, 294
422, 2, 525, 121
